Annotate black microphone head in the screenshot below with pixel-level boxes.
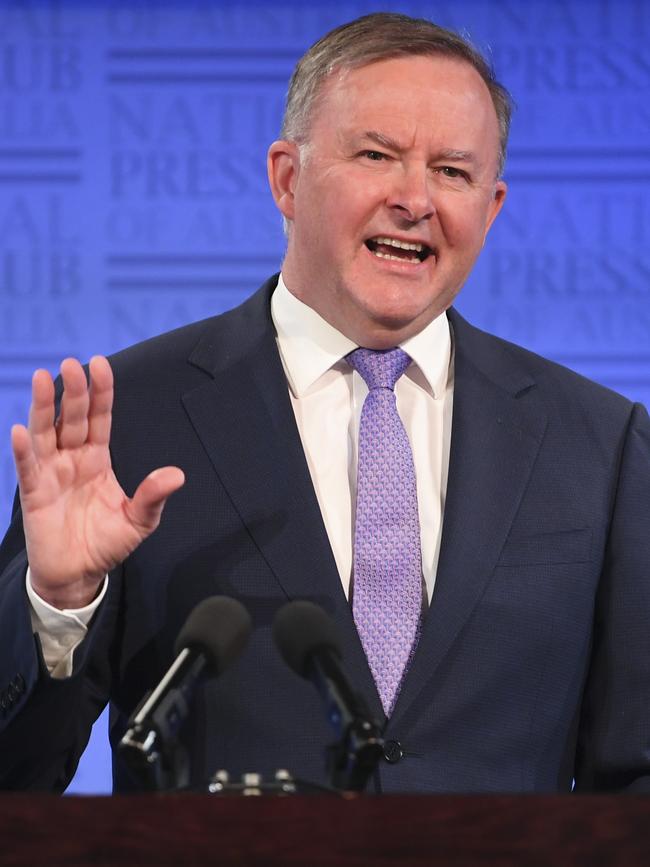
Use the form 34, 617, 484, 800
272, 600, 342, 678
174, 596, 252, 676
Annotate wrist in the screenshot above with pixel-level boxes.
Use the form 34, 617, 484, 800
28, 573, 104, 611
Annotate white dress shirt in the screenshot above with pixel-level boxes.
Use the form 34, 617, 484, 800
26, 575, 108, 677
28, 274, 454, 675
272, 275, 454, 602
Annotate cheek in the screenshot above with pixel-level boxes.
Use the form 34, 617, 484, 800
319, 202, 369, 259
442, 205, 493, 252
325, 172, 383, 222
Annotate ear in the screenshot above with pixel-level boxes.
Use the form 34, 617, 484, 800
483, 180, 507, 241
267, 140, 301, 221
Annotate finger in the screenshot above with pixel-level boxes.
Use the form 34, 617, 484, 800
11, 423, 40, 497
87, 356, 114, 446
126, 467, 185, 535
56, 358, 90, 449
28, 369, 57, 461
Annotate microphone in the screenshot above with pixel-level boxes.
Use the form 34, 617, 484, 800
119, 595, 252, 791
272, 600, 383, 791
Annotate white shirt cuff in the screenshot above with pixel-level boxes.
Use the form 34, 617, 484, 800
26, 568, 109, 679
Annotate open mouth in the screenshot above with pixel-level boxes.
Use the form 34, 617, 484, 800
365, 236, 434, 264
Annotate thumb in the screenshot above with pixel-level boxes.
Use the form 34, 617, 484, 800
126, 466, 185, 534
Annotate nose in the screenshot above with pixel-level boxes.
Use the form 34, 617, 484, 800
386, 163, 435, 223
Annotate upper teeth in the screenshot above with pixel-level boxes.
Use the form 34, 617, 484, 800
374, 237, 423, 252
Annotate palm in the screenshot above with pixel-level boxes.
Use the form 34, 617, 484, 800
23, 450, 138, 584
12, 357, 184, 607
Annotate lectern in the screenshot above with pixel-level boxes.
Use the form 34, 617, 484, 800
2, 794, 650, 866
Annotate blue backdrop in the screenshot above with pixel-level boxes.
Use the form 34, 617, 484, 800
1, 0, 648, 793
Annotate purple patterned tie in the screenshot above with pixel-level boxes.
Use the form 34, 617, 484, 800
347, 347, 422, 717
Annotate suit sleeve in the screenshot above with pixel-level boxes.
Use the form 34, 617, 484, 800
0, 495, 118, 791
574, 401, 650, 791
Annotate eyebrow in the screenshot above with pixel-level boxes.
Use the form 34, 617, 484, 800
360, 131, 478, 165
361, 130, 403, 152
436, 148, 478, 164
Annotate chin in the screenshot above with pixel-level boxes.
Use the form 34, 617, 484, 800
353, 312, 427, 348
366, 302, 433, 331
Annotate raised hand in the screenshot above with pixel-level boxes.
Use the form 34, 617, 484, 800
11, 356, 185, 609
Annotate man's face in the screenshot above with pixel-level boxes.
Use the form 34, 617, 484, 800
268, 54, 507, 348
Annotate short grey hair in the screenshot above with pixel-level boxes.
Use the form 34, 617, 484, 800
281, 12, 513, 179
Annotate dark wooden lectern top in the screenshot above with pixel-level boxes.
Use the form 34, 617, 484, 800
2, 794, 650, 866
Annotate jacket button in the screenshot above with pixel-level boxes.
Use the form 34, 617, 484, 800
383, 739, 403, 764
0, 693, 8, 712
13, 675, 25, 694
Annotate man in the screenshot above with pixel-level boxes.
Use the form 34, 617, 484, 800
1, 13, 650, 793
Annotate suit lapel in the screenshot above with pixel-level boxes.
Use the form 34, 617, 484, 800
388, 310, 548, 730
180, 279, 383, 717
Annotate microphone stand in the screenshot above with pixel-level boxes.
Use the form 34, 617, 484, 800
119, 650, 203, 792
310, 654, 384, 792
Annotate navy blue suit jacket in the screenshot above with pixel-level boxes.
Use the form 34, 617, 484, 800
1, 276, 650, 792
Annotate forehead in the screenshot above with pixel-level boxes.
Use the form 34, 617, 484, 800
311, 54, 499, 155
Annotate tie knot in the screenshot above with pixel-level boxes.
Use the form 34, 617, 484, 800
346, 347, 411, 391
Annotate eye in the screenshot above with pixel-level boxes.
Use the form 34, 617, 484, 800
361, 150, 388, 161
437, 166, 467, 180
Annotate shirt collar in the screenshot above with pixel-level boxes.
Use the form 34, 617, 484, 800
271, 273, 451, 399
400, 308, 451, 399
